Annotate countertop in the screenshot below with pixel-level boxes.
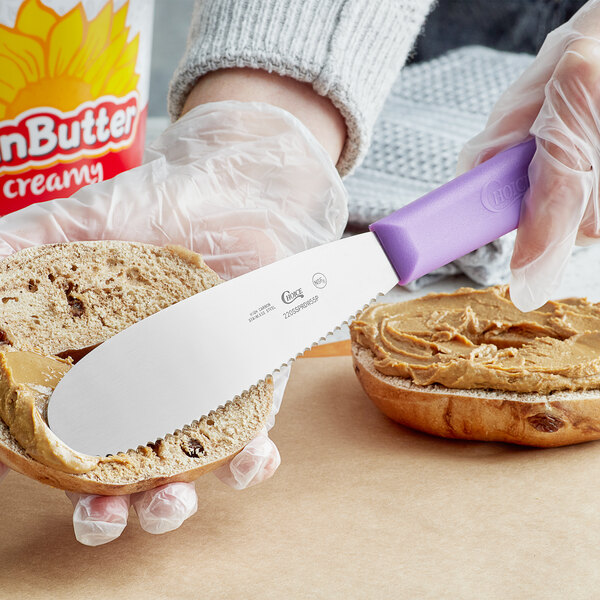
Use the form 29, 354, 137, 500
3, 354, 600, 599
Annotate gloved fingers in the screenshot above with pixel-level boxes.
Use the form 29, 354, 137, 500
509, 37, 600, 311
456, 95, 544, 174
202, 224, 279, 280
538, 39, 600, 168
211, 359, 287, 492
0, 462, 8, 483
531, 38, 600, 246
131, 482, 198, 535
457, 2, 600, 175
456, 26, 577, 174
0, 103, 347, 273
213, 431, 281, 490
570, 0, 600, 37
66, 491, 131, 547
510, 142, 593, 311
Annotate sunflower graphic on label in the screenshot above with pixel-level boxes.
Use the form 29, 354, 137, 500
0, 0, 153, 215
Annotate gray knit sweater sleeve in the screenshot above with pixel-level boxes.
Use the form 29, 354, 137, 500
168, 0, 435, 175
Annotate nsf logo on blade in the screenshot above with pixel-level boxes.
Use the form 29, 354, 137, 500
312, 272, 327, 289
281, 288, 304, 304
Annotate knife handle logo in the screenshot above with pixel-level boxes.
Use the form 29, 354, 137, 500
481, 174, 528, 213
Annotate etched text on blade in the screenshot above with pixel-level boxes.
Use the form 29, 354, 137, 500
47, 233, 398, 456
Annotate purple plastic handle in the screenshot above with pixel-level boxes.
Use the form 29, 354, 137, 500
369, 139, 536, 285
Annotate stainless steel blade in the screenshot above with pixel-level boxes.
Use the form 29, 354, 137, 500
47, 232, 398, 456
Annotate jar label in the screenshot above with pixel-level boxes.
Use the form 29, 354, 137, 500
0, 0, 153, 215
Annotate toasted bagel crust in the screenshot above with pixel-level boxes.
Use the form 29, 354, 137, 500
352, 343, 600, 447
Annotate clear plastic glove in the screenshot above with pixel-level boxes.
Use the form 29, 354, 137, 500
0, 101, 347, 544
456, 0, 600, 311
130, 482, 199, 535
213, 364, 289, 489
60, 368, 287, 545
0, 101, 347, 276
66, 492, 131, 547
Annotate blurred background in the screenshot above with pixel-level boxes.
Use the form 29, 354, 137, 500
149, 0, 194, 118
149, 0, 588, 119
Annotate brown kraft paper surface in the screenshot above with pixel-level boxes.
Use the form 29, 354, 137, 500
1, 353, 599, 599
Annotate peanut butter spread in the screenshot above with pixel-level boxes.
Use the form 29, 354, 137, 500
350, 286, 600, 394
0, 350, 99, 473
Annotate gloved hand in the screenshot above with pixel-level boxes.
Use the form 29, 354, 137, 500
0, 101, 347, 545
456, 0, 600, 311
60, 368, 288, 546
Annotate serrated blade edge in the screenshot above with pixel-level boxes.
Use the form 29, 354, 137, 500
47, 232, 398, 456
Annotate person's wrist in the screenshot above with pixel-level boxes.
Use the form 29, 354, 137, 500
181, 68, 347, 166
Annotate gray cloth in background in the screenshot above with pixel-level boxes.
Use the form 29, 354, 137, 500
344, 46, 534, 290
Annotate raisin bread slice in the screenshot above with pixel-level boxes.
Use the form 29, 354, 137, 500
0, 241, 272, 494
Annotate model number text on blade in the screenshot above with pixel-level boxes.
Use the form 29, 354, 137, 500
283, 294, 319, 319
248, 302, 276, 323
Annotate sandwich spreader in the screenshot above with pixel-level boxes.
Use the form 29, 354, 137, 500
48, 139, 536, 456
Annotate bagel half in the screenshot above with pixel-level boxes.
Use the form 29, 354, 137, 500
352, 343, 600, 447
350, 287, 600, 448
0, 242, 272, 494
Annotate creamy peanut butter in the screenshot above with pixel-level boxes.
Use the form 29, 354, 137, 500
0, 350, 99, 473
350, 286, 600, 394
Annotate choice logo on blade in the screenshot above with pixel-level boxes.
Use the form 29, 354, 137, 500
281, 288, 304, 304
